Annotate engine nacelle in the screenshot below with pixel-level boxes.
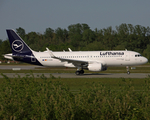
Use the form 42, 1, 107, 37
88, 63, 107, 72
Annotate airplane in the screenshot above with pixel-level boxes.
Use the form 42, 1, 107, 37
4, 29, 148, 75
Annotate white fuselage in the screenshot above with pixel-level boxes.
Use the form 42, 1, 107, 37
32, 50, 148, 67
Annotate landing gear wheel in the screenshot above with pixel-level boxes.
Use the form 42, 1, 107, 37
75, 71, 80, 75
75, 70, 84, 75
80, 70, 84, 74
126, 66, 130, 75
127, 71, 130, 75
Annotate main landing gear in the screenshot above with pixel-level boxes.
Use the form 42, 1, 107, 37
126, 66, 130, 75
75, 69, 84, 75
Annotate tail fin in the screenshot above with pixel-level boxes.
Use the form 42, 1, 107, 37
6, 29, 32, 55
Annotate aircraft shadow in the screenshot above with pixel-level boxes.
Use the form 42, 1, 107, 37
81, 73, 112, 76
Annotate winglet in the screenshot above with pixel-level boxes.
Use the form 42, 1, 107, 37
46, 47, 55, 57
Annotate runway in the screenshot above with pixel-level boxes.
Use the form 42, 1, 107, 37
0, 65, 149, 78
0, 73, 149, 78
0, 65, 42, 70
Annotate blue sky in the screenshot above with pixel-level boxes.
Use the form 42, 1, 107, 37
0, 0, 150, 40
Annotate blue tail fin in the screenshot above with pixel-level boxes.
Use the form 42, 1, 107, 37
6, 29, 32, 55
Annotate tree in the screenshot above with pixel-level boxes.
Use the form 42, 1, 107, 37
68, 24, 82, 49
55, 27, 65, 43
0, 39, 2, 46
81, 23, 90, 33
0, 40, 11, 60
82, 29, 95, 44
44, 28, 54, 39
16, 27, 26, 37
143, 44, 150, 61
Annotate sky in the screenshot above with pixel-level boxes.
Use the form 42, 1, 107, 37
0, 0, 150, 40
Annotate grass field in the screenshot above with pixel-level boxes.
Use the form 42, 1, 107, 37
0, 64, 150, 119
0, 77, 148, 92
0, 74, 150, 119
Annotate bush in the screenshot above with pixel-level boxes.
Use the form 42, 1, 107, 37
0, 74, 150, 119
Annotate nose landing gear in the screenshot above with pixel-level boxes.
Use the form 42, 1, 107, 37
126, 66, 130, 75
127, 71, 130, 75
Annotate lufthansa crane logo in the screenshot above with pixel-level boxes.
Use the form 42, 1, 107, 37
12, 40, 24, 52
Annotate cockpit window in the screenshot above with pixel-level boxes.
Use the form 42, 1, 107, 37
135, 54, 142, 57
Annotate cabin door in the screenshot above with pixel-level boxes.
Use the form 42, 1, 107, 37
125, 53, 130, 61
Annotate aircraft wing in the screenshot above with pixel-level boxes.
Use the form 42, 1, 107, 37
46, 48, 89, 66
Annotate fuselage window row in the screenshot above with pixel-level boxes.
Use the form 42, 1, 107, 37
40, 55, 123, 59
40, 55, 124, 59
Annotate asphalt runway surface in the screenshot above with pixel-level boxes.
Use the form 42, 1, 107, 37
0, 65, 149, 78
0, 65, 42, 70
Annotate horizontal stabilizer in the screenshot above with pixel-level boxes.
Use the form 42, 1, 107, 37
4, 54, 35, 59
3, 54, 13, 60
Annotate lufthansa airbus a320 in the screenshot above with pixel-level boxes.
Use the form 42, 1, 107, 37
4, 29, 148, 75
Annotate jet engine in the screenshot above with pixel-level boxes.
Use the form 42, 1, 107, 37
88, 63, 107, 72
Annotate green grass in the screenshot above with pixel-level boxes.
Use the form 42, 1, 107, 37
0, 64, 150, 119
0, 76, 149, 92
59, 78, 149, 92
0, 73, 150, 119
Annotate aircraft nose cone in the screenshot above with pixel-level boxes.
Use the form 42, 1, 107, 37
144, 57, 148, 64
